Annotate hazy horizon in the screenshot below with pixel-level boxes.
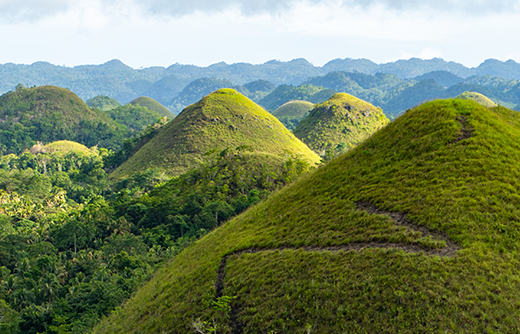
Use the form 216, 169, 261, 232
1, 0, 518, 69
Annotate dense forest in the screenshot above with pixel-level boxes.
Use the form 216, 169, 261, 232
0, 135, 312, 333
2, 57, 520, 106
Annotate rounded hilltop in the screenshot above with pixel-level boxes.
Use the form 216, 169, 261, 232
455, 91, 497, 108
272, 100, 314, 130
110, 88, 321, 178
39, 140, 94, 156
293, 92, 389, 156
0, 85, 128, 154
129, 96, 174, 118
94, 99, 520, 333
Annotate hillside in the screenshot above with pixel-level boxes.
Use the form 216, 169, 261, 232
129, 96, 174, 118
110, 89, 321, 178
0, 85, 129, 154
455, 91, 497, 107
41, 140, 94, 156
258, 84, 335, 111
106, 103, 165, 132
94, 99, 520, 333
86, 95, 121, 111
293, 93, 389, 156
271, 100, 314, 130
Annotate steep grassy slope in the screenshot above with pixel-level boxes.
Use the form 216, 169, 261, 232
455, 91, 497, 107
129, 96, 174, 118
0, 85, 128, 153
94, 99, 520, 333
272, 100, 314, 130
293, 93, 389, 156
86, 95, 121, 111
110, 89, 321, 178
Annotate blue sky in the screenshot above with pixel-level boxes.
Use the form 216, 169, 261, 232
1, 0, 519, 68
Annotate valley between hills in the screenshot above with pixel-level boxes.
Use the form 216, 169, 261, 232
0, 58, 519, 333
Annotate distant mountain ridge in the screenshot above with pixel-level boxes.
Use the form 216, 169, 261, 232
2, 57, 520, 105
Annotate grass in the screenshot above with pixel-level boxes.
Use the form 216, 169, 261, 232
93, 99, 520, 333
42, 140, 94, 156
0, 85, 129, 153
293, 92, 390, 156
130, 96, 174, 118
455, 91, 497, 108
272, 100, 314, 130
86, 95, 121, 111
110, 89, 321, 178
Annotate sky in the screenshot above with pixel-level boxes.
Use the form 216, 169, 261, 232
0, 0, 519, 69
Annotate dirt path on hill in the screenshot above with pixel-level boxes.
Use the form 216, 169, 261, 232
214, 201, 461, 333
453, 115, 473, 143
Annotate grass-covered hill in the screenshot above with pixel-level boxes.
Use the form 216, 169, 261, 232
271, 100, 314, 130
40, 140, 95, 156
110, 89, 321, 179
258, 84, 336, 111
129, 96, 174, 118
455, 91, 497, 108
94, 99, 520, 333
86, 95, 121, 111
293, 93, 389, 156
0, 85, 129, 154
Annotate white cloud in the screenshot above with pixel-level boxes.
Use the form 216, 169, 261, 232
0, 0, 519, 68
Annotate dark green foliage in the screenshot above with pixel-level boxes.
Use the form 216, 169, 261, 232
103, 118, 168, 173
85, 96, 121, 111
117, 149, 312, 241
0, 86, 130, 154
105, 104, 164, 132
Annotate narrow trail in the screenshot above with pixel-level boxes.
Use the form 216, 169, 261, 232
211, 116, 468, 332
452, 115, 473, 143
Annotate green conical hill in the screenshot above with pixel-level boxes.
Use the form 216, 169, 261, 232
130, 96, 174, 118
455, 91, 497, 108
86, 95, 121, 111
41, 140, 94, 156
293, 92, 390, 156
272, 100, 314, 130
0, 85, 128, 154
110, 89, 321, 178
95, 99, 520, 333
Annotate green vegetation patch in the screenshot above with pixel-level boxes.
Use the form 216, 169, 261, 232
455, 91, 497, 108
41, 140, 94, 156
293, 92, 390, 157
272, 100, 314, 130
86, 95, 121, 111
94, 99, 520, 333
110, 89, 321, 178
129, 96, 173, 118
106, 103, 165, 132
0, 85, 129, 154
